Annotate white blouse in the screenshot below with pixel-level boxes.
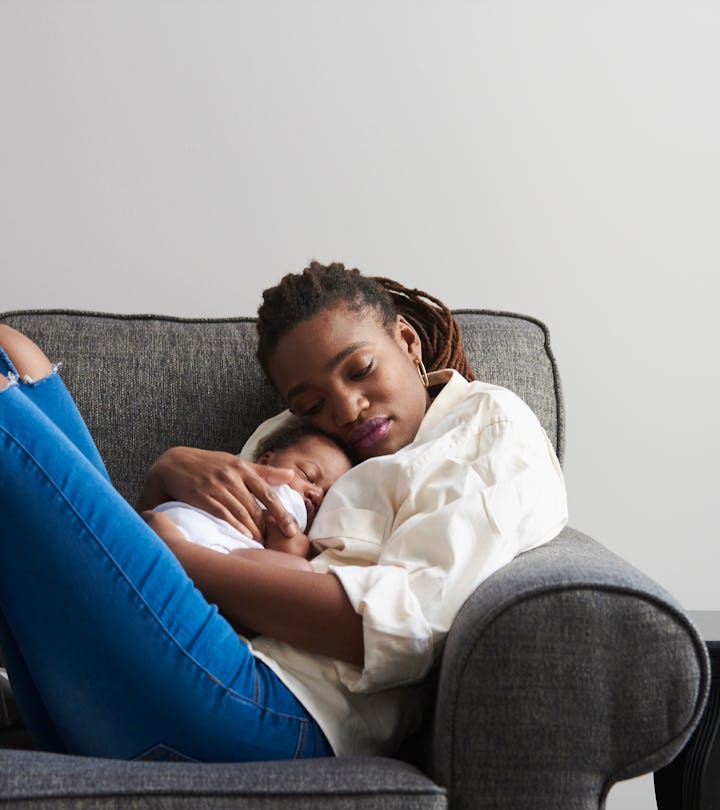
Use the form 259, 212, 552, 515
241, 370, 568, 756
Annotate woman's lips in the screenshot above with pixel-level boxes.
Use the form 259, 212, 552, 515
349, 417, 390, 452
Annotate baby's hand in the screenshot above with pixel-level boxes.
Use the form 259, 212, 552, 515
141, 510, 188, 545
264, 516, 311, 559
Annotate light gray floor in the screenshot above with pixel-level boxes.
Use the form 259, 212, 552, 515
607, 774, 656, 810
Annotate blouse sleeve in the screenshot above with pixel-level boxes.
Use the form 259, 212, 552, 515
325, 411, 568, 694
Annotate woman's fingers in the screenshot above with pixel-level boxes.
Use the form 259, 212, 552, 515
214, 460, 298, 539
246, 464, 298, 537
192, 458, 266, 537
140, 447, 299, 541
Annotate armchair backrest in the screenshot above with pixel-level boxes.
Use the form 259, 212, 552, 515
0, 309, 564, 506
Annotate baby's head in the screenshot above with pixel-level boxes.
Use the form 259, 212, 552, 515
254, 422, 351, 528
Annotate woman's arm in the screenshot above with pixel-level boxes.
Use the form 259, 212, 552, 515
137, 446, 298, 542
165, 533, 364, 667
229, 547, 313, 573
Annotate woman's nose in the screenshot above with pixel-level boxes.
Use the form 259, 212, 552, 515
330, 386, 369, 427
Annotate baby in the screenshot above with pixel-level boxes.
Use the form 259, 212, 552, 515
144, 423, 351, 570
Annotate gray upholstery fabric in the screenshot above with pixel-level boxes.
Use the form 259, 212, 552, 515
0, 311, 285, 506
0, 308, 708, 809
0, 309, 562, 507
431, 527, 709, 810
0, 752, 445, 808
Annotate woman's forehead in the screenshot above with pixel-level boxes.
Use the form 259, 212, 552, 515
301, 303, 386, 336
271, 305, 392, 367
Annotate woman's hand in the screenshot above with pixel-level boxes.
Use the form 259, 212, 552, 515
137, 446, 298, 542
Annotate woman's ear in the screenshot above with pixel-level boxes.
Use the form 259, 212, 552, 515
394, 315, 423, 363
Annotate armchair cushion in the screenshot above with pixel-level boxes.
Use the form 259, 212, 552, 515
0, 751, 446, 809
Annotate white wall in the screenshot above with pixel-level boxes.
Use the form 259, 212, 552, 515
2, 3, 718, 805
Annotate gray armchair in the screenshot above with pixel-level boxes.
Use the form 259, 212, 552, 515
0, 308, 708, 809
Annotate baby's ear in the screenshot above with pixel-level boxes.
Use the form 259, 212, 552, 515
257, 451, 273, 466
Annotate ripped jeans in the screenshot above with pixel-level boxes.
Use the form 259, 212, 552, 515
0, 348, 331, 761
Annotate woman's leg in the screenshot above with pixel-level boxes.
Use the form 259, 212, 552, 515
0, 613, 65, 751
0, 358, 70, 750
0, 325, 108, 479
0, 371, 330, 761
0, 325, 52, 381
0, 327, 110, 748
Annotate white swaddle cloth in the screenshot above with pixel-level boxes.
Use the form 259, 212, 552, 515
153, 484, 308, 554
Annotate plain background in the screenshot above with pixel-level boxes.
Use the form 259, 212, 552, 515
2, 2, 718, 806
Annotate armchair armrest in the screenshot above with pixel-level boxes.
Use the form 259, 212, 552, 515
432, 527, 709, 810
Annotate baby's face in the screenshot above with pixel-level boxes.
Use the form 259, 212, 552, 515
260, 434, 351, 528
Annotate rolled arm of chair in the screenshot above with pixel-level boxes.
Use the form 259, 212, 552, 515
431, 526, 709, 810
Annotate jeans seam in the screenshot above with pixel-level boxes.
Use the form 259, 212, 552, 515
293, 718, 308, 759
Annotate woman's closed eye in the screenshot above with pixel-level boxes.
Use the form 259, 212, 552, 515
350, 359, 374, 380
293, 400, 323, 418
290, 358, 374, 417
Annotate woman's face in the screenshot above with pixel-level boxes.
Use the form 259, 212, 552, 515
267, 304, 430, 460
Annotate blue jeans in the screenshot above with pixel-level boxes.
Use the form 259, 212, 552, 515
0, 349, 332, 761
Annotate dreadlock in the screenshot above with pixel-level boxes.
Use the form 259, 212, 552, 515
372, 276, 476, 381
256, 261, 475, 382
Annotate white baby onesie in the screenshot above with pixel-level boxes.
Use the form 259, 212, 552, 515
153, 484, 307, 554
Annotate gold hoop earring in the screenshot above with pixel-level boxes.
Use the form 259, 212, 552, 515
416, 359, 429, 388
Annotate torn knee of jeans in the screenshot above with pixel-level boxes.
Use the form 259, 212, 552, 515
0, 373, 18, 391
14, 362, 62, 386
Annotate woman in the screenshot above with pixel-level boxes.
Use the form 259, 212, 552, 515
0, 262, 567, 762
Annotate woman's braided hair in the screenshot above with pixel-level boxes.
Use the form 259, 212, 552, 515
256, 261, 476, 382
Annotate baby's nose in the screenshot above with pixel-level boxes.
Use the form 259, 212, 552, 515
307, 483, 323, 503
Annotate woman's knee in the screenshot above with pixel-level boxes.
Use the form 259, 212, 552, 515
0, 324, 53, 381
